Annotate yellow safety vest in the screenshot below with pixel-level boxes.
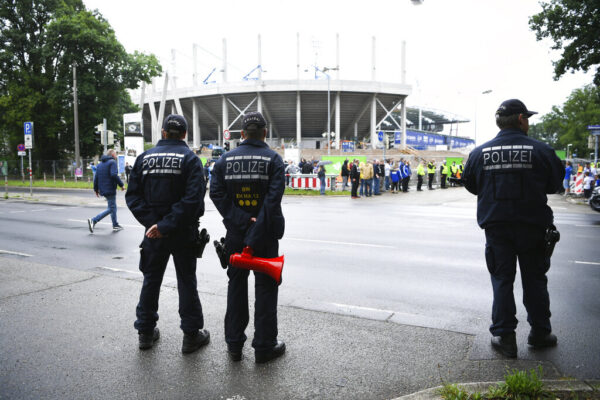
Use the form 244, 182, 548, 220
442, 165, 448, 175
427, 164, 435, 174
417, 164, 425, 176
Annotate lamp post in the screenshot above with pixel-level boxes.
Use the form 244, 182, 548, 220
474, 89, 493, 146
313, 66, 338, 155
567, 143, 572, 160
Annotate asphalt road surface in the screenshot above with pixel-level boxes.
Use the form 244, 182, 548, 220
1, 187, 599, 379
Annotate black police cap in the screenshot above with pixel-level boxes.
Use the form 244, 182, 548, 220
495, 99, 537, 118
162, 114, 188, 134
242, 112, 267, 130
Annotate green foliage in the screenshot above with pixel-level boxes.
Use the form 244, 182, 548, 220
437, 384, 482, 400
485, 384, 508, 399
529, 85, 600, 156
502, 366, 546, 398
0, 0, 162, 161
529, 0, 600, 86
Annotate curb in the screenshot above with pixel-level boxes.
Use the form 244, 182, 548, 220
392, 379, 600, 400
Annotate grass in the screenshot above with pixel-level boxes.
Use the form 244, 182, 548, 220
5, 179, 93, 189
438, 367, 555, 400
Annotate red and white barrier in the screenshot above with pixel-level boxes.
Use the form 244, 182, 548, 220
573, 172, 584, 194
289, 174, 332, 190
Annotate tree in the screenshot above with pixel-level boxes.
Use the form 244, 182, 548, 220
530, 85, 600, 156
529, 0, 600, 86
0, 0, 162, 162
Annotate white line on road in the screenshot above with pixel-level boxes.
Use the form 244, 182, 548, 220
574, 261, 600, 266
330, 302, 395, 314
0, 249, 33, 257
98, 266, 142, 275
575, 225, 600, 228
67, 219, 142, 229
285, 237, 395, 249
9, 210, 25, 213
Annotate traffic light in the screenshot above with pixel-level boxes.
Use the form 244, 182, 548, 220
107, 130, 115, 145
94, 124, 104, 144
224, 141, 230, 151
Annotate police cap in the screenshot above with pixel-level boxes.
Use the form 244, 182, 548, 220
242, 112, 267, 130
495, 99, 537, 118
162, 114, 188, 134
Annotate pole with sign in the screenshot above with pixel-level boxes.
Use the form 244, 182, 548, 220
17, 144, 26, 182
24, 122, 33, 196
587, 125, 600, 165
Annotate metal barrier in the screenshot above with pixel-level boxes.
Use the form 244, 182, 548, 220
286, 174, 337, 190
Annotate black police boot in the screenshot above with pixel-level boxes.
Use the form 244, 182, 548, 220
255, 340, 286, 364
527, 332, 557, 348
138, 327, 160, 350
182, 329, 210, 354
227, 347, 243, 362
491, 333, 517, 358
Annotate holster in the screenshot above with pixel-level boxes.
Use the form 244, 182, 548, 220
544, 224, 560, 259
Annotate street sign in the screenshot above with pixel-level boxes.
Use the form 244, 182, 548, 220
24, 121, 34, 149
224, 130, 231, 140
378, 131, 384, 142
18, 151, 26, 156
17, 144, 25, 152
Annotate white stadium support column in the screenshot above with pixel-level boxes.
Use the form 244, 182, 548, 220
401, 98, 407, 150
335, 92, 341, 150
156, 71, 169, 144
257, 92, 263, 114
296, 92, 302, 150
401, 41, 407, 85
371, 36, 376, 81
192, 99, 200, 149
222, 38, 228, 83
221, 96, 228, 147
371, 95, 377, 149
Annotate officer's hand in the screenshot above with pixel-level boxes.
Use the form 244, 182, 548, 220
95, 191, 100, 198
250, 217, 257, 224
146, 224, 164, 239
120, 186, 125, 191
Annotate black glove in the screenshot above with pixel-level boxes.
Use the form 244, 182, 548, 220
214, 237, 228, 269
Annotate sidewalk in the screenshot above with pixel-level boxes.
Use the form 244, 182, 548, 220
2, 256, 595, 400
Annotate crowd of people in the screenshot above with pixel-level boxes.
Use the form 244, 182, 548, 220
563, 161, 599, 200
282, 157, 465, 198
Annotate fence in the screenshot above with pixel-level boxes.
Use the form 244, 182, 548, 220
0, 159, 98, 182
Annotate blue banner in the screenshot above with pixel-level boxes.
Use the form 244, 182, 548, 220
342, 141, 355, 152
394, 130, 473, 148
118, 155, 125, 174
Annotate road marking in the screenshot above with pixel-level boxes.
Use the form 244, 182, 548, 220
574, 261, 600, 266
285, 237, 395, 249
575, 225, 600, 228
0, 249, 33, 257
330, 302, 395, 314
67, 219, 142, 229
29, 209, 46, 212
9, 210, 25, 213
98, 266, 142, 275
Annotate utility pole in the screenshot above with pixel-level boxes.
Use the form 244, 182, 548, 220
73, 63, 81, 169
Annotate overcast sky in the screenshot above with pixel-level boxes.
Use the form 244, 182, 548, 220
83, 0, 594, 146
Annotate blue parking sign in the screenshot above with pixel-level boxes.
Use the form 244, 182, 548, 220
378, 131, 384, 142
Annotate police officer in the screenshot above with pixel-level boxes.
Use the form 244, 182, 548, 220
427, 160, 436, 190
463, 99, 563, 358
210, 111, 286, 363
126, 114, 210, 353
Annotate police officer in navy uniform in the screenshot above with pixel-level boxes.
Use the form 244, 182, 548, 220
210, 111, 286, 363
463, 99, 563, 358
126, 114, 210, 353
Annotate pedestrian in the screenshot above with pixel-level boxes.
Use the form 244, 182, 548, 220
583, 171, 594, 199
390, 163, 400, 193
359, 160, 366, 197
123, 162, 131, 183
563, 161, 573, 195
373, 159, 381, 195
90, 162, 97, 181
301, 159, 313, 174
318, 165, 326, 195
341, 159, 350, 191
285, 160, 299, 188
87, 149, 125, 233
450, 161, 458, 186
463, 99, 563, 358
402, 160, 411, 192
427, 160, 435, 190
416, 160, 425, 191
384, 159, 391, 191
350, 159, 360, 198
210, 111, 286, 363
125, 114, 210, 353
440, 160, 448, 189
363, 160, 374, 197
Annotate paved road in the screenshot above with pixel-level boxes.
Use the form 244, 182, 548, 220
1, 187, 599, 379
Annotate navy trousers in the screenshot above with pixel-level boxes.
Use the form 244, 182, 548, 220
134, 237, 204, 334
484, 223, 552, 337
225, 232, 279, 352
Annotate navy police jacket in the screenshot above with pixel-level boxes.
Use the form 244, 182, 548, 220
210, 139, 285, 248
125, 139, 205, 239
94, 155, 124, 196
463, 129, 563, 229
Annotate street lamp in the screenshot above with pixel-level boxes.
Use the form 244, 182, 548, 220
567, 143, 572, 160
312, 66, 338, 155
474, 89, 493, 146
